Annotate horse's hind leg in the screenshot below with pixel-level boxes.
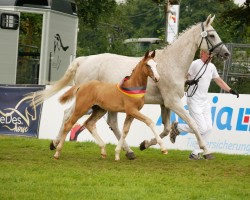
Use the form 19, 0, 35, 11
140, 105, 171, 150
84, 106, 107, 158
107, 112, 136, 160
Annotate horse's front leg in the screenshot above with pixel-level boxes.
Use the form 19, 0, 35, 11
115, 116, 134, 161
107, 112, 136, 160
85, 107, 107, 158
140, 105, 171, 150
132, 110, 168, 154
170, 101, 209, 155
50, 105, 74, 150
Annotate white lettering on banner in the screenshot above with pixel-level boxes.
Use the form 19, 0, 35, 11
39, 90, 250, 155
0, 116, 22, 125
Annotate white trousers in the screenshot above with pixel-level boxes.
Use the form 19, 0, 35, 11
177, 101, 213, 155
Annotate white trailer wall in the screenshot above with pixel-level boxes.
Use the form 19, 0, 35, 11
45, 11, 78, 82
0, 10, 19, 84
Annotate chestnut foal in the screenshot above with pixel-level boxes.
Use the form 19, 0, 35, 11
54, 50, 168, 160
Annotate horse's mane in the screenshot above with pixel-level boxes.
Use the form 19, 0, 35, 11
163, 22, 200, 51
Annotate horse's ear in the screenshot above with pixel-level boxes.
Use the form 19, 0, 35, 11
205, 14, 215, 26
151, 50, 156, 58
144, 50, 150, 59
210, 15, 215, 24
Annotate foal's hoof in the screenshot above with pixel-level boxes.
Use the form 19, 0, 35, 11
162, 150, 168, 154
50, 141, 56, 150
126, 152, 136, 160
203, 153, 215, 160
139, 141, 147, 151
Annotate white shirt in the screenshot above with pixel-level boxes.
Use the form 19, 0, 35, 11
187, 59, 219, 106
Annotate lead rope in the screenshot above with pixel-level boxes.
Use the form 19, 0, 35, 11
186, 56, 212, 97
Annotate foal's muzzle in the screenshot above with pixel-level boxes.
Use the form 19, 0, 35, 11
154, 76, 160, 83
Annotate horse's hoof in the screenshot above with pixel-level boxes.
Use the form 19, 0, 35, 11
162, 150, 168, 154
126, 152, 136, 160
50, 141, 56, 150
53, 155, 59, 160
203, 153, 215, 160
101, 154, 107, 159
139, 141, 147, 151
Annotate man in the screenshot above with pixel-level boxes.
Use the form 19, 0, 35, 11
170, 50, 239, 160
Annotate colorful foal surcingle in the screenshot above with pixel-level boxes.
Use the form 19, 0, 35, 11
117, 76, 146, 98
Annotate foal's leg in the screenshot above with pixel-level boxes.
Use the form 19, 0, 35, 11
140, 105, 171, 150
84, 107, 107, 158
54, 106, 89, 159
115, 116, 134, 161
107, 111, 136, 160
50, 105, 74, 150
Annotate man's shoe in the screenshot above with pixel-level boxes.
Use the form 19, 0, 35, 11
189, 153, 203, 160
170, 121, 180, 143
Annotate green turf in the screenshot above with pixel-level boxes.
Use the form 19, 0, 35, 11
0, 135, 249, 200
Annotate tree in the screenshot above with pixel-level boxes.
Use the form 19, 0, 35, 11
219, 0, 250, 43
75, 0, 116, 27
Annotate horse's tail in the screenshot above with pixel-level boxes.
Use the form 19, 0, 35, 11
27, 58, 81, 106
59, 85, 78, 104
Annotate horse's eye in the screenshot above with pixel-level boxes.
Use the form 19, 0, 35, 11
209, 34, 215, 38
146, 64, 151, 68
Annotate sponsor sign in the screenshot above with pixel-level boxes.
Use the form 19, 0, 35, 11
156, 94, 250, 155
167, 5, 180, 44
0, 85, 45, 137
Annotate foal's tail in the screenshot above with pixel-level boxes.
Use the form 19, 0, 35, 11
26, 58, 81, 106
59, 85, 78, 104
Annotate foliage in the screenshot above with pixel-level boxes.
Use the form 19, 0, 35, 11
0, 136, 250, 200
77, 0, 165, 56
77, 0, 249, 56
75, 0, 116, 27
219, 0, 250, 43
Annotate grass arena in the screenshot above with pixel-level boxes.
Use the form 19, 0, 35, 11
0, 136, 250, 200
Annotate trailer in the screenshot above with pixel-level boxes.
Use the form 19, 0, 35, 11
0, 0, 78, 84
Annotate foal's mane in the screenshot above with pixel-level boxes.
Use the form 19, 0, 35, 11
126, 54, 149, 79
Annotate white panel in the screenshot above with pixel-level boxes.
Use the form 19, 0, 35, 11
39, 92, 250, 155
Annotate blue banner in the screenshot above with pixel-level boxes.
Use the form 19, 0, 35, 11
0, 84, 45, 137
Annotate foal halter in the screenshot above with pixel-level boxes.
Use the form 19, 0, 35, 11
186, 23, 223, 97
